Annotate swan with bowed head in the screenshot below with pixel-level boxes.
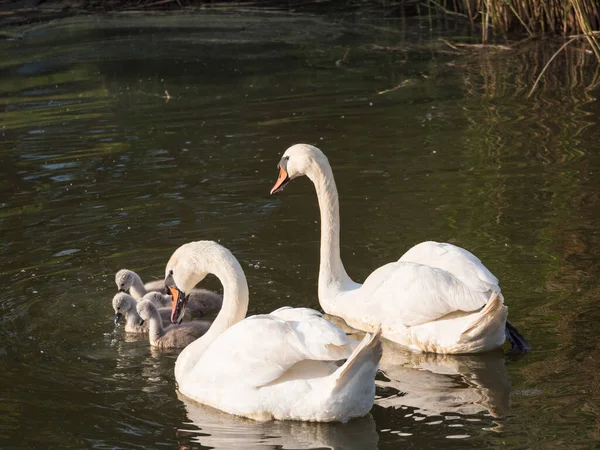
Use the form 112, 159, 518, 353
164, 240, 382, 422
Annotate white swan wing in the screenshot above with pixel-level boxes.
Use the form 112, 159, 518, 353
399, 241, 499, 292
359, 261, 491, 326
270, 307, 353, 360
191, 311, 353, 388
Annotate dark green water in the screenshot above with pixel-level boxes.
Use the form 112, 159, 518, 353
1, 10, 599, 449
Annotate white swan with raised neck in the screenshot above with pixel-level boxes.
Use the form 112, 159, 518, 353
270, 144, 529, 354
165, 240, 382, 422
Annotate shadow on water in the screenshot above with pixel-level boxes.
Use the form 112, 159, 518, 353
1, 7, 600, 449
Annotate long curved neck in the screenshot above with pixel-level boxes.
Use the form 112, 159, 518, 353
130, 275, 147, 299
175, 250, 249, 383
125, 305, 142, 329
147, 309, 164, 343
306, 161, 356, 311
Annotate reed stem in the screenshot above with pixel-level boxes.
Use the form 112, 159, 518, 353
431, 0, 600, 61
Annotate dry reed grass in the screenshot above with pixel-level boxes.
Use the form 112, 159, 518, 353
431, 0, 600, 58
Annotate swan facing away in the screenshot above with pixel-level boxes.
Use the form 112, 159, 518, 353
165, 240, 382, 422
136, 300, 211, 349
270, 144, 529, 354
115, 269, 223, 317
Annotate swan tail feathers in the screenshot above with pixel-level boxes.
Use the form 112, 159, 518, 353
458, 292, 506, 343
505, 321, 531, 352
333, 327, 382, 389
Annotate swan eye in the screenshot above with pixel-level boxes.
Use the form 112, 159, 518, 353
277, 156, 289, 169
169, 270, 173, 276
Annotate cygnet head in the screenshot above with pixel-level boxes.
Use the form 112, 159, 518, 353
143, 291, 170, 308
270, 144, 328, 194
112, 292, 136, 325
136, 299, 158, 322
115, 269, 137, 292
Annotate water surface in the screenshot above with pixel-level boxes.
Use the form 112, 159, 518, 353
1, 9, 599, 449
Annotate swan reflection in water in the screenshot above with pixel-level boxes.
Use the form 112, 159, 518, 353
177, 394, 379, 450
376, 344, 509, 419
176, 323, 510, 448
326, 315, 511, 419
